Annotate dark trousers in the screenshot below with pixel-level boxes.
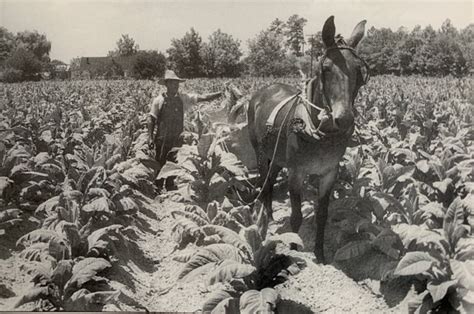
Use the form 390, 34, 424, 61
155, 136, 180, 191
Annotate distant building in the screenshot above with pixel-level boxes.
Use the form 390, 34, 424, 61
70, 56, 136, 80
50, 60, 69, 80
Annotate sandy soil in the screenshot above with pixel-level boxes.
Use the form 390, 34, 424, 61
0, 190, 413, 312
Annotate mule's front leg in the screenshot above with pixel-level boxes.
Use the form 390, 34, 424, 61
288, 169, 304, 233
315, 169, 338, 264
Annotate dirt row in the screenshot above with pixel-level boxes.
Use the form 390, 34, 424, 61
0, 191, 412, 312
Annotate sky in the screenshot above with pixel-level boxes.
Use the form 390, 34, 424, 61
0, 0, 472, 63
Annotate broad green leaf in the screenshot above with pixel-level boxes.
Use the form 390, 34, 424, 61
420, 202, 445, 220
82, 197, 114, 214
172, 210, 209, 226
427, 280, 457, 303
394, 252, 437, 276
179, 243, 243, 280
115, 196, 138, 213
87, 225, 124, 256
19, 242, 50, 262
240, 225, 263, 256
211, 297, 240, 314
202, 225, 250, 254
35, 196, 60, 216
202, 289, 239, 313
52, 260, 74, 290
77, 166, 107, 193
268, 232, 304, 250
219, 151, 247, 176
49, 236, 71, 261
451, 260, 474, 290
0, 208, 21, 223
197, 133, 214, 158
65, 257, 111, 295
207, 260, 256, 285
372, 192, 405, 217
392, 223, 444, 249
65, 288, 119, 311
240, 288, 279, 314
17, 229, 62, 248
14, 286, 51, 308
0, 176, 13, 197
173, 251, 195, 263
433, 178, 453, 194
157, 161, 188, 179
416, 159, 430, 173
334, 240, 372, 261
206, 201, 219, 222
372, 229, 402, 259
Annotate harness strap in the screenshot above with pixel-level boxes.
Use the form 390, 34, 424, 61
266, 94, 299, 128
298, 95, 326, 112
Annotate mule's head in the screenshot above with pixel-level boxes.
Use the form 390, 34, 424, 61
311, 16, 368, 131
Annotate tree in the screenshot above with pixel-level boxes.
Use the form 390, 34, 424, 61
94, 59, 123, 78
0, 27, 15, 63
132, 50, 166, 79
358, 27, 399, 74
433, 32, 466, 76
410, 26, 439, 75
268, 18, 286, 36
305, 32, 324, 58
167, 28, 204, 78
5, 48, 42, 80
458, 24, 474, 70
15, 30, 51, 62
246, 29, 297, 76
201, 29, 243, 77
285, 14, 307, 56
305, 31, 324, 75
69, 57, 81, 71
109, 34, 139, 57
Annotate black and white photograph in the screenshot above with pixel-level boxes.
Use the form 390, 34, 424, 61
0, 0, 473, 312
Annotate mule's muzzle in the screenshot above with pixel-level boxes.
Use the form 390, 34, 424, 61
333, 113, 354, 130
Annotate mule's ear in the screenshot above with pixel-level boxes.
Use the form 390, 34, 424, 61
347, 20, 366, 48
322, 16, 336, 48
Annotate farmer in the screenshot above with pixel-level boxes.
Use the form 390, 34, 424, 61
148, 69, 222, 191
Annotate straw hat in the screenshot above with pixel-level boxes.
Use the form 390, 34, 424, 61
158, 70, 186, 85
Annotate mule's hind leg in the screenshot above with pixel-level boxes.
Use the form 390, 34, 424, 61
288, 169, 304, 233
315, 168, 338, 264
257, 158, 281, 221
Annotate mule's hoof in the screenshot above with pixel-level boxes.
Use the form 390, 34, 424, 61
314, 251, 326, 264
314, 256, 326, 264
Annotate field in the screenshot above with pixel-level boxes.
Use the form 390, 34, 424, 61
0, 75, 473, 312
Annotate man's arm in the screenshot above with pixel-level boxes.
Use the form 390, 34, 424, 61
196, 91, 222, 103
148, 96, 163, 148
147, 115, 156, 148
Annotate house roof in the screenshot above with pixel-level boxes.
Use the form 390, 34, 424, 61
76, 55, 136, 72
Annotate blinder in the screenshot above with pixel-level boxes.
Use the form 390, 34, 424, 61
316, 45, 370, 113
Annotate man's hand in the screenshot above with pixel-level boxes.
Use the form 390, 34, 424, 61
148, 137, 155, 150
197, 91, 223, 103
147, 115, 156, 151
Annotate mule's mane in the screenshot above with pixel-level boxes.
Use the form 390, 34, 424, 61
334, 34, 347, 46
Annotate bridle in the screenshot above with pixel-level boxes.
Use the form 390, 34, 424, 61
310, 44, 370, 114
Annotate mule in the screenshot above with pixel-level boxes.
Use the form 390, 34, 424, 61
247, 16, 369, 263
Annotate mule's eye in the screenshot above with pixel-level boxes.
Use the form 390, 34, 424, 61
356, 66, 366, 85
322, 64, 331, 74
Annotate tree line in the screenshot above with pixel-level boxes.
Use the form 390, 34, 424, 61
1, 15, 473, 82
